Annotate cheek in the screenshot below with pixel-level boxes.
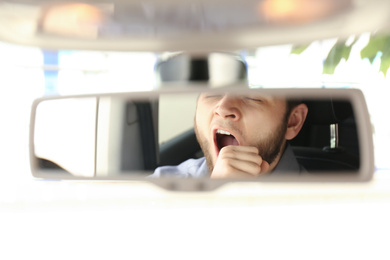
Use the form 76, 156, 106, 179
195, 102, 212, 128
247, 112, 284, 138
195, 111, 208, 137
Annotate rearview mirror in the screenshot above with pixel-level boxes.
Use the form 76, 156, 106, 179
30, 87, 374, 190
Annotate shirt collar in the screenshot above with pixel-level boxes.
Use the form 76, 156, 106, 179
272, 143, 304, 174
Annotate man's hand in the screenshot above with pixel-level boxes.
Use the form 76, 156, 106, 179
210, 146, 270, 178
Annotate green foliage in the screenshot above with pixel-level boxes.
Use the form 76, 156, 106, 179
360, 34, 390, 76
290, 44, 310, 55
290, 34, 390, 77
323, 40, 356, 75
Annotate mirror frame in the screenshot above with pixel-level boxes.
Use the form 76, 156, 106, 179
29, 87, 375, 191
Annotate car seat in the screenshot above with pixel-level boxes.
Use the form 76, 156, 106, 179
290, 99, 360, 172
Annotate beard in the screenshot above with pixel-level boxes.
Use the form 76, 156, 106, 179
194, 117, 288, 173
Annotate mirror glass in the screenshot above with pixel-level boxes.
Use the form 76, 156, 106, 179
31, 88, 369, 180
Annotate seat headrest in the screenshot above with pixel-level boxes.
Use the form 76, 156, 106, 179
303, 99, 353, 125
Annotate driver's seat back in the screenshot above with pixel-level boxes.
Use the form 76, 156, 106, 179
291, 99, 360, 172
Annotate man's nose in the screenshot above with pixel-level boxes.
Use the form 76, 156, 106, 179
214, 95, 242, 120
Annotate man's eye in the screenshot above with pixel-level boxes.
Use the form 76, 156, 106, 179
245, 97, 263, 103
205, 95, 223, 99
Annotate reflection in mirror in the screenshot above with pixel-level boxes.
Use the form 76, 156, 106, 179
31, 89, 367, 180
34, 97, 98, 176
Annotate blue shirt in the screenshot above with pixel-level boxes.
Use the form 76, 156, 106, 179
151, 144, 304, 178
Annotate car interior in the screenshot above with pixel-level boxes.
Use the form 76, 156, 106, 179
2, 1, 390, 259
159, 97, 360, 173
33, 90, 361, 177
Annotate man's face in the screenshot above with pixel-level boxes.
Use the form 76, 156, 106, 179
194, 92, 289, 173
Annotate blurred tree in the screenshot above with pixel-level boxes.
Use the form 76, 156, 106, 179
291, 34, 390, 77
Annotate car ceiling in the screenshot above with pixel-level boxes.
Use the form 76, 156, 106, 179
1, 0, 390, 51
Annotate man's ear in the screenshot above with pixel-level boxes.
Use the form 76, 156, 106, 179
285, 103, 308, 140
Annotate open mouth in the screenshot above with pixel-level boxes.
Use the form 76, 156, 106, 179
215, 129, 239, 153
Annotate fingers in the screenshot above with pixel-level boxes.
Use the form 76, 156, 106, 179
260, 160, 270, 174
210, 145, 270, 179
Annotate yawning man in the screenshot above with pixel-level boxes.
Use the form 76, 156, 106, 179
152, 92, 308, 178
